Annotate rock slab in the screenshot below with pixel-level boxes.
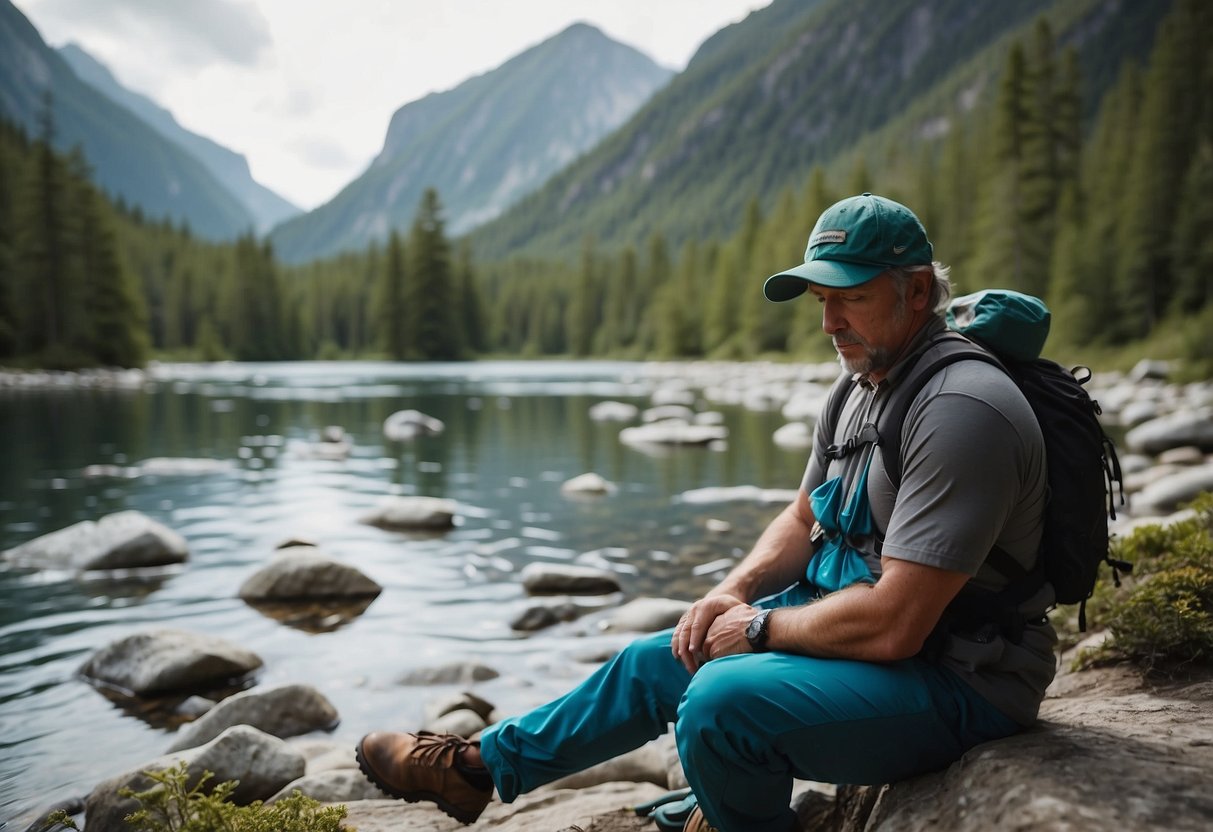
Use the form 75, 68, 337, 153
2, 510, 187, 571
167, 683, 339, 752
79, 629, 263, 696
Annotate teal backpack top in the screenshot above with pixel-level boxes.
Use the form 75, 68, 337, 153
821, 289, 1129, 635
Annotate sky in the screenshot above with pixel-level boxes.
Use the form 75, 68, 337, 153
13, 0, 772, 211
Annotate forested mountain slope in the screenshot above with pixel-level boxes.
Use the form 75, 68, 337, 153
468, 0, 1172, 262
0, 0, 256, 239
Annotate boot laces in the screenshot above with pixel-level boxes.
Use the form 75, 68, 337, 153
413, 731, 472, 767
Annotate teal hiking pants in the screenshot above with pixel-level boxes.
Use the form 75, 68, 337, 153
478, 584, 1019, 832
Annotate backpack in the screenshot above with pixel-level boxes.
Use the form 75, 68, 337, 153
821, 289, 1129, 636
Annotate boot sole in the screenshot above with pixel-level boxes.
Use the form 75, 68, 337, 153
355, 737, 486, 825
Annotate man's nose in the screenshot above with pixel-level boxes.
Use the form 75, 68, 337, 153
821, 297, 845, 334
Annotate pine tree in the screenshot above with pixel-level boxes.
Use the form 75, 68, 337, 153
1116, 0, 1209, 336
379, 231, 409, 359
566, 236, 598, 356
1170, 141, 1213, 314
453, 241, 485, 355
408, 189, 460, 360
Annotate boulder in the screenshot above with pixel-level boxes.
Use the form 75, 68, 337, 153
588, 401, 639, 422
79, 629, 263, 696
621, 420, 727, 447
1125, 408, 1213, 454
2, 510, 188, 571
561, 473, 616, 495
602, 598, 691, 633
858, 666, 1213, 831
383, 409, 445, 441
773, 421, 814, 449
398, 661, 500, 685
521, 563, 622, 596
167, 683, 339, 752
238, 549, 382, 601
267, 768, 385, 804
1132, 463, 1213, 514
341, 782, 666, 832
137, 457, 234, 476
641, 405, 696, 423
424, 708, 487, 737
544, 739, 670, 791
424, 691, 496, 724
361, 496, 457, 530
84, 726, 305, 832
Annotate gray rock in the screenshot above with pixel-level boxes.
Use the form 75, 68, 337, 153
1158, 445, 1207, 466
424, 708, 487, 737
85, 726, 305, 832
167, 683, 339, 752
543, 739, 670, 791
398, 661, 500, 685
383, 409, 445, 441
1128, 358, 1172, 382
1133, 463, 1213, 514
588, 401, 638, 422
138, 457, 234, 476
521, 563, 622, 596
1125, 408, 1213, 454
2, 510, 188, 571
341, 781, 667, 832
621, 420, 727, 446
424, 691, 496, 723
510, 599, 593, 631
79, 629, 262, 696
1117, 399, 1162, 428
560, 472, 615, 495
602, 598, 691, 633
268, 768, 385, 804
287, 738, 356, 774
238, 549, 382, 600
773, 421, 813, 449
360, 496, 457, 530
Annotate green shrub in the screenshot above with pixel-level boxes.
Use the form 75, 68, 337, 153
45, 762, 350, 832
1068, 492, 1213, 672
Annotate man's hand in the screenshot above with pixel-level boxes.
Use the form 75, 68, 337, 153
672, 594, 749, 674
702, 603, 764, 661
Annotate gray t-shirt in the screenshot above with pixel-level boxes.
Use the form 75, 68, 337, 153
802, 320, 1055, 725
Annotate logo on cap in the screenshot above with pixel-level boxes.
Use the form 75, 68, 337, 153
892, 244, 907, 254
811, 230, 847, 247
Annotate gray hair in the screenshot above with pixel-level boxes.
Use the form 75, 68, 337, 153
888, 262, 953, 315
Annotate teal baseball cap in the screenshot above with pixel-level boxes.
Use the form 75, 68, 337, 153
764, 193, 934, 301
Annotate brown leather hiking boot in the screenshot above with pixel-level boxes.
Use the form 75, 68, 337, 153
356, 730, 493, 824
683, 805, 719, 832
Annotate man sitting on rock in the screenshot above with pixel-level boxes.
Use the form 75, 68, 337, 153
357, 194, 1054, 832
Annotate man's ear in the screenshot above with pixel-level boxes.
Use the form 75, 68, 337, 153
908, 270, 932, 311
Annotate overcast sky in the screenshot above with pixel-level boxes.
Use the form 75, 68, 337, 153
13, 0, 772, 210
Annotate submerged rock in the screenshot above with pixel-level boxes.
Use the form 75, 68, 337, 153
2, 510, 188, 572
79, 629, 262, 696
238, 548, 382, 601
360, 496, 457, 530
521, 563, 622, 596
561, 472, 616, 495
383, 409, 445, 441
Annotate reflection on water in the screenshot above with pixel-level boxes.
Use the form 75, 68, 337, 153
0, 361, 808, 826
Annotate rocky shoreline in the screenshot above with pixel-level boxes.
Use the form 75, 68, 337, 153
6, 356, 1213, 831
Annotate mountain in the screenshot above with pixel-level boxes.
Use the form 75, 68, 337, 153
269, 22, 672, 264
468, 0, 1175, 262
0, 0, 254, 239
57, 42, 300, 234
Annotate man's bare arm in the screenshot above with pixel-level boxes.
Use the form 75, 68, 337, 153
703, 556, 970, 663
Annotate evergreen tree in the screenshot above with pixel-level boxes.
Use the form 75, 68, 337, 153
566, 236, 598, 356
453, 241, 485, 355
379, 230, 410, 359
1170, 141, 1213, 314
408, 188, 460, 360
1116, 0, 1209, 335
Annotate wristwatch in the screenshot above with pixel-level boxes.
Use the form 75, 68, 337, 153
745, 609, 774, 651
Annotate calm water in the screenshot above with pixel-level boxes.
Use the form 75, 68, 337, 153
0, 360, 808, 827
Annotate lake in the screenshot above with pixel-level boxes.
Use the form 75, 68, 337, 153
0, 360, 816, 827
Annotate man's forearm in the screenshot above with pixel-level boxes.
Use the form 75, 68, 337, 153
709, 498, 815, 603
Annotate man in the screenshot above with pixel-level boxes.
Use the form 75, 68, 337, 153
357, 193, 1055, 832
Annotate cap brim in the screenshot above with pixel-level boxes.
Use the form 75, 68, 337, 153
763, 260, 887, 301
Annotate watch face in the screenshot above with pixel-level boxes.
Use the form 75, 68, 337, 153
745, 611, 767, 646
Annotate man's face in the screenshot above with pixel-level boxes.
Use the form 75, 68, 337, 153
808, 272, 919, 377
